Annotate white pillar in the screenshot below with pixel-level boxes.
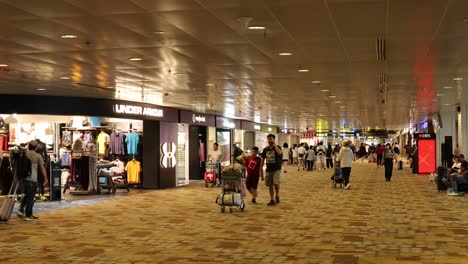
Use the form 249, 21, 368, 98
436, 110, 457, 166
460, 104, 468, 157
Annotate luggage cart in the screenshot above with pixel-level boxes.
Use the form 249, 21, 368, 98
216, 171, 246, 213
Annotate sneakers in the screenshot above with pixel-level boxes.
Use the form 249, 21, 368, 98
251, 198, 257, 204
275, 196, 280, 204
17, 211, 25, 218
25, 215, 39, 221
344, 183, 351, 189
267, 200, 276, 206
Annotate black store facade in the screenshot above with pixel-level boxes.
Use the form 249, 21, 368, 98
179, 110, 216, 181
0, 94, 179, 198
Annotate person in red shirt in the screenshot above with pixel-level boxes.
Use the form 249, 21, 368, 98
244, 147, 263, 204
375, 144, 385, 168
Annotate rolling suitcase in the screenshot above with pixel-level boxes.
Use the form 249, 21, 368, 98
397, 160, 403, 170
436, 162, 448, 192
0, 180, 19, 223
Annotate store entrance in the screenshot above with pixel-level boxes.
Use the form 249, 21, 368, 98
188, 126, 207, 180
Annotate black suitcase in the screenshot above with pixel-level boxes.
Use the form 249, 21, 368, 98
437, 164, 448, 192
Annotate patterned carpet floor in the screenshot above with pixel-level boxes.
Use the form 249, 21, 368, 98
1, 162, 468, 264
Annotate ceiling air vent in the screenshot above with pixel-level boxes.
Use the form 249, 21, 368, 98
376, 38, 386, 61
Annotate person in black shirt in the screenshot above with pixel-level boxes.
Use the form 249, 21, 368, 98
260, 134, 283, 206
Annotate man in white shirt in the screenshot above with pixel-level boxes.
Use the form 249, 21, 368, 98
316, 142, 327, 171
297, 144, 306, 171
208, 143, 223, 186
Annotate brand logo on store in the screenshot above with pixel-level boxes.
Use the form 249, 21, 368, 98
254, 125, 261, 130
160, 142, 176, 168
192, 114, 206, 123
418, 134, 432, 139
114, 104, 164, 118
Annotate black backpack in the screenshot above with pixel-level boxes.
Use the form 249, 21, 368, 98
15, 151, 32, 179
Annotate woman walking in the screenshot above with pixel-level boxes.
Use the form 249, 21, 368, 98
375, 144, 384, 168
337, 141, 354, 189
383, 143, 396, 182
282, 143, 290, 173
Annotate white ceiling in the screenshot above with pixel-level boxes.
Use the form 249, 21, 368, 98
0, 0, 467, 130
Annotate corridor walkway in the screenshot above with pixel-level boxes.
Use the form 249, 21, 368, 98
1, 163, 468, 264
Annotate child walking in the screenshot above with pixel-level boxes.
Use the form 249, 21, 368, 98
244, 147, 263, 204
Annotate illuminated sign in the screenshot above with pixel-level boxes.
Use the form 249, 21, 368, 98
418, 133, 433, 139
160, 142, 176, 168
192, 114, 206, 123
222, 118, 235, 129
114, 104, 164, 118
254, 125, 261, 130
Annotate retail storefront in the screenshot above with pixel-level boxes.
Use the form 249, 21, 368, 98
240, 120, 262, 151
215, 116, 241, 166
255, 125, 278, 150
0, 95, 179, 201
179, 110, 216, 181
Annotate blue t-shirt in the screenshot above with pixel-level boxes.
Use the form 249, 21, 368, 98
126, 133, 140, 156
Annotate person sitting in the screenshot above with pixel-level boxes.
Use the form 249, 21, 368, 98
448, 155, 462, 174
446, 161, 468, 196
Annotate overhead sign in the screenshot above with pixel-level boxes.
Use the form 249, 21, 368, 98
240, 120, 261, 131
179, 110, 215, 126
216, 116, 240, 129
192, 114, 206, 123
114, 104, 164, 118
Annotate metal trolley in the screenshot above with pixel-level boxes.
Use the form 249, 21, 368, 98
216, 171, 246, 213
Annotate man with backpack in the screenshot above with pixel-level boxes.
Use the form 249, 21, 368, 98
17, 140, 48, 221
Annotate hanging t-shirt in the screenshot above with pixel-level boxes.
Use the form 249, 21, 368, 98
62, 131, 72, 147
126, 133, 140, 156
109, 132, 125, 155
61, 151, 71, 166
97, 132, 110, 155
125, 160, 141, 184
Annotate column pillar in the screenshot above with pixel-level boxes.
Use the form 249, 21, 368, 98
460, 104, 468, 157
436, 110, 457, 166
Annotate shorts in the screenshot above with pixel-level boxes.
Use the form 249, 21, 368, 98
265, 170, 281, 187
246, 175, 260, 190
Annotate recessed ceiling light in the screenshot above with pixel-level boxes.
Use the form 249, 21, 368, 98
298, 69, 309, 73
129, 57, 143, 61
340, 105, 345, 108
36, 88, 46, 91
436, 93, 444, 96
335, 101, 342, 104
443, 86, 453, 89
321, 89, 329, 92
432, 99, 437, 102
206, 83, 215, 87
0, 64, 8, 67
312, 81, 321, 84
453, 77, 463, 81
153, 31, 166, 34
61, 34, 77, 39
60, 76, 70, 80
173, 72, 184, 76
329, 95, 336, 98
278, 52, 292, 56
248, 25, 266, 30
444, 103, 451, 106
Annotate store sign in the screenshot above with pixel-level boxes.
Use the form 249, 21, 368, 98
192, 114, 206, 123
216, 116, 240, 129
160, 142, 176, 168
254, 125, 261, 130
417, 133, 435, 139
114, 104, 164, 118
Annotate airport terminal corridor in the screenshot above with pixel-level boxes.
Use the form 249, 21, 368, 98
1, 163, 467, 264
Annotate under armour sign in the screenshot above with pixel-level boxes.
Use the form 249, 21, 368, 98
114, 104, 164, 118
160, 142, 176, 168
